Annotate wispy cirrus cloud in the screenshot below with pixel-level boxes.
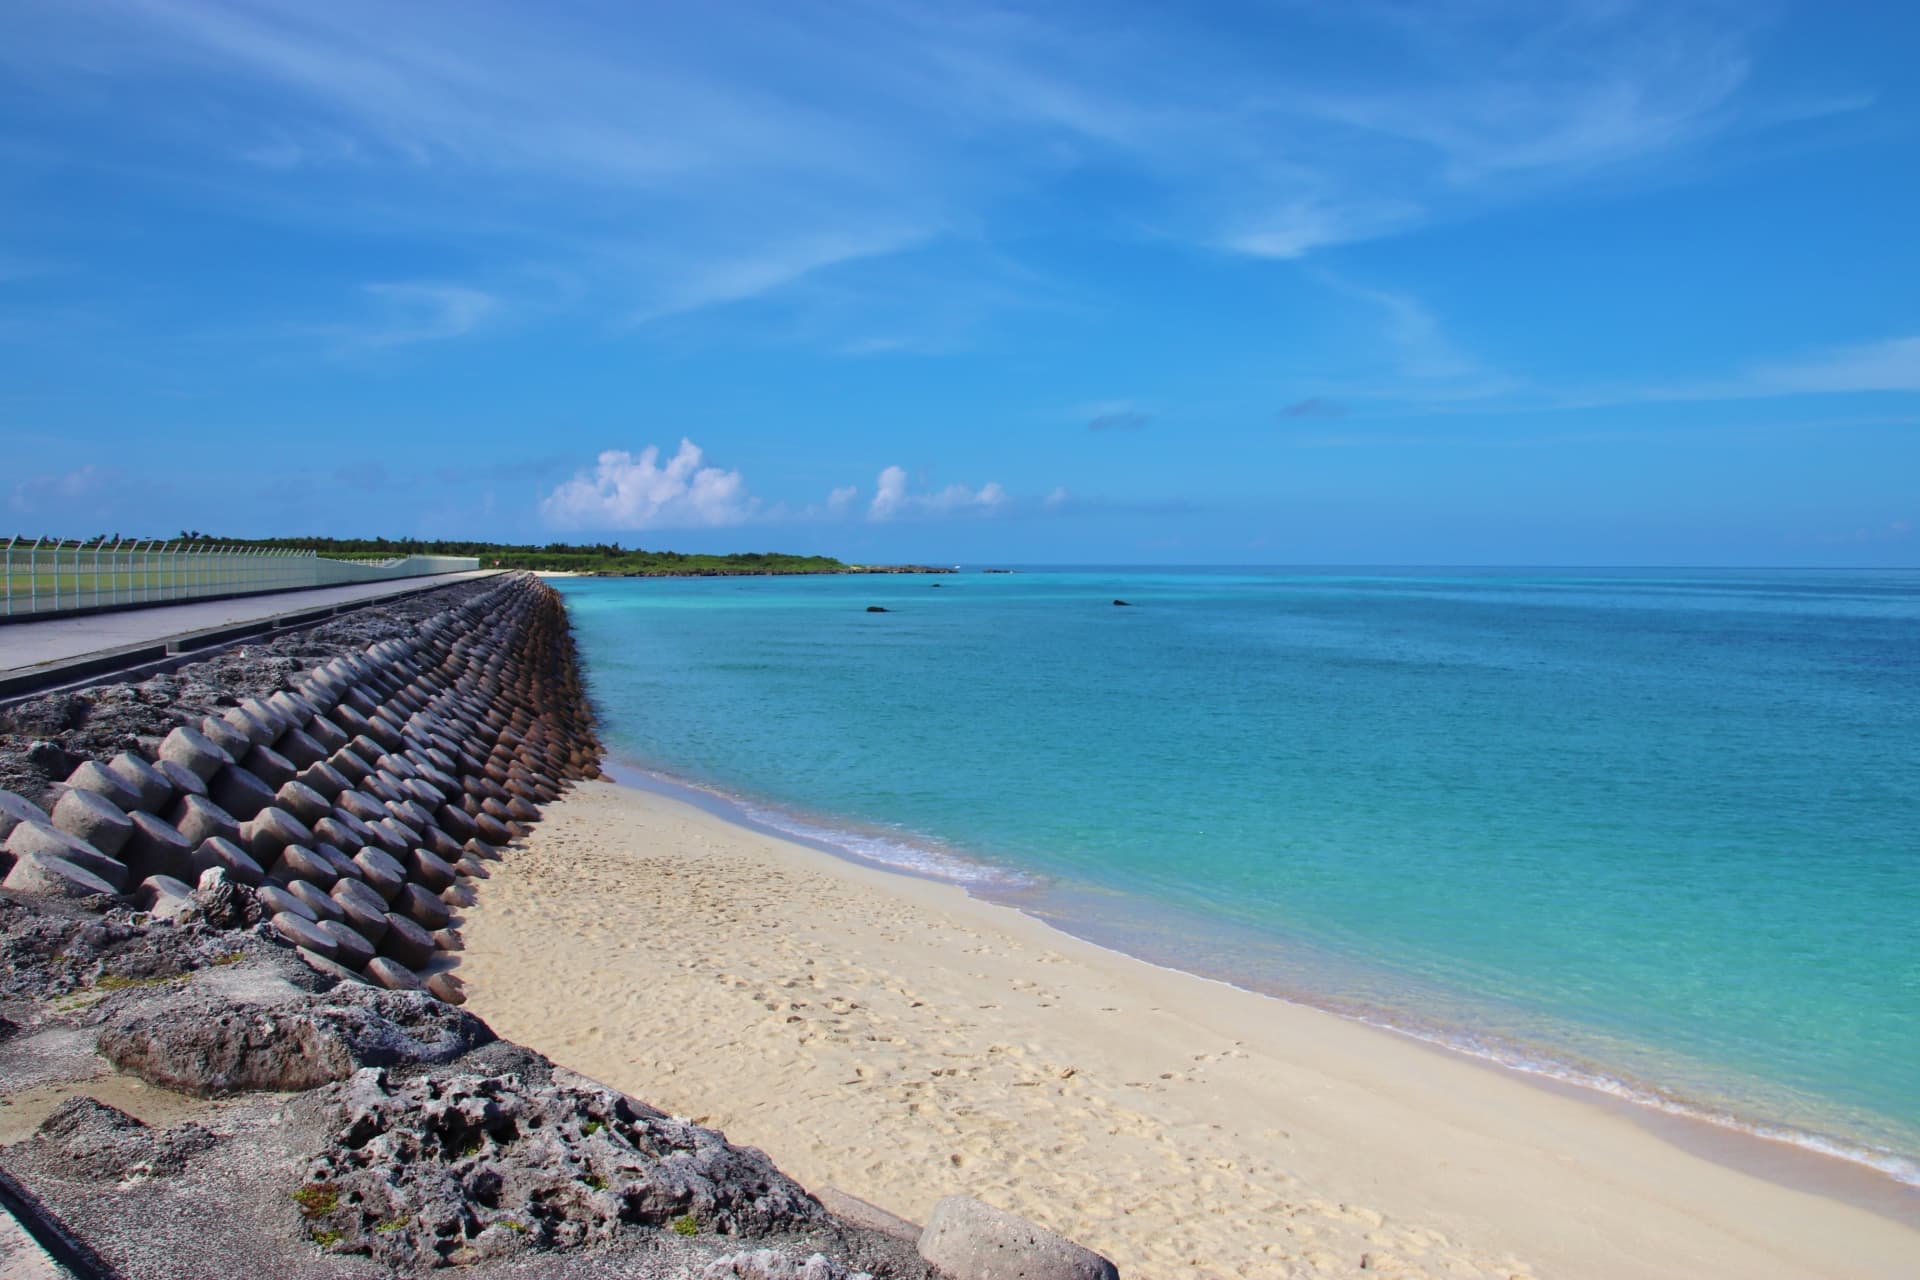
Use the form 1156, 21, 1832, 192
356, 282, 498, 348
1279, 396, 1346, 420
3, 0, 1848, 344
1717, 335, 1920, 397
1082, 400, 1153, 432
9, 463, 116, 514
1500, 334, 1920, 414
626, 229, 929, 326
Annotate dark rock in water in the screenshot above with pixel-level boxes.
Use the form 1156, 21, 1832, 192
865, 606, 890, 613
1112, 599, 1132, 607
297, 1069, 827, 1268
930, 583, 943, 588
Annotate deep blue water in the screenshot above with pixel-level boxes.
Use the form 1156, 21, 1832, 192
552, 567, 1920, 1183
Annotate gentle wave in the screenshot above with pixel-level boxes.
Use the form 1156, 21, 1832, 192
612, 758, 1920, 1192
609, 759, 1038, 890
1346, 1011, 1920, 1190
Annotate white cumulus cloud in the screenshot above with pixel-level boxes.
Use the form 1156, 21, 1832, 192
867, 466, 1010, 522
540, 439, 758, 529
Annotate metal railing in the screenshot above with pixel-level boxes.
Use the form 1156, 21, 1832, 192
2, 538, 480, 619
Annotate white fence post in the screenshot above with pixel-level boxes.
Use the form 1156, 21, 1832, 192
0, 540, 475, 619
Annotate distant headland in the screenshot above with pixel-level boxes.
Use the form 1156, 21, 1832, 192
167, 535, 956, 577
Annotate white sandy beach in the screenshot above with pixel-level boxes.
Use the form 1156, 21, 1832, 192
457, 780, 1920, 1279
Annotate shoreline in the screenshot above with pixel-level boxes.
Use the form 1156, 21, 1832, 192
455, 776, 1920, 1279
602, 758, 1920, 1218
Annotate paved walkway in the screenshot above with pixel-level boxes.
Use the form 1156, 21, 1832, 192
0, 571, 497, 676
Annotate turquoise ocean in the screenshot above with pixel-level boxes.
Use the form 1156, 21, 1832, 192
551, 568, 1920, 1188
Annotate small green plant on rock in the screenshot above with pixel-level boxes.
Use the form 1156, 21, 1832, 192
671, 1214, 699, 1237
583, 1173, 607, 1190
311, 1229, 344, 1248
582, 1120, 602, 1135
94, 972, 180, 991
291, 1183, 339, 1217
375, 1217, 409, 1233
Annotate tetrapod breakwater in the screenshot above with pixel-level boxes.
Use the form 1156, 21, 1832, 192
3, 572, 601, 999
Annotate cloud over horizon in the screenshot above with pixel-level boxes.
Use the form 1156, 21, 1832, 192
869, 465, 1010, 521
540, 440, 757, 530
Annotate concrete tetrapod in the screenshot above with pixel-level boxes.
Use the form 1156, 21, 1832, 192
272, 912, 338, 957
120, 812, 194, 883
173, 794, 242, 849
285, 880, 345, 924
189, 836, 264, 887
257, 883, 316, 922
271, 844, 338, 888
329, 878, 391, 942
155, 758, 208, 799
106, 751, 176, 812
379, 912, 436, 968
50, 788, 134, 857
198, 716, 253, 763
158, 726, 231, 781
209, 764, 276, 822
4, 851, 122, 900
315, 919, 377, 970
0, 789, 48, 841
396, 882, 451, 931
364, 955, 424, 992
243, 806, 314, 863
5, 820, 129, 891
65, 759, 144, 813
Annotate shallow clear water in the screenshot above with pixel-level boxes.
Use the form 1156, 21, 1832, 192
553, 567, 1920, 1182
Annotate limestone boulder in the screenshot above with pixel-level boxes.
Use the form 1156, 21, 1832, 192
918, 1197, 1119, 1280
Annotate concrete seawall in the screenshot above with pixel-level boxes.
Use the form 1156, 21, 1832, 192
2, 571, 601, 996
0, 573, 1115, 1280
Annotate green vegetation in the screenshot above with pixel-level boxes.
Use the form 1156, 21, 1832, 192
292, 1184, 340, 1217
311, 1229, 344, 1248
670, 1214, 700, 1237
187, 535, 855, 576
93, 972, 183, 991
582, 1120, 602, 1135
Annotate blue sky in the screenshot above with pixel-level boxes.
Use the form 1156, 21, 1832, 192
2, 1, 1916, 565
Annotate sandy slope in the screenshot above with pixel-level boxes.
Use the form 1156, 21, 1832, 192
456, 780, 1918, 1279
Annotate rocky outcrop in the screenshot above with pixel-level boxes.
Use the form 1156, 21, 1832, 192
296, 1068, 826, 1269
17, 1096, 222, 1183
97, 983, 495, 1096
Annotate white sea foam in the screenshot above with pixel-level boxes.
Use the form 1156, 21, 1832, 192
609, 760, 1034, 889
731, 798, 1037, 888
604, 759, 1920, 1192
1346, 1013, 1920, 1189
